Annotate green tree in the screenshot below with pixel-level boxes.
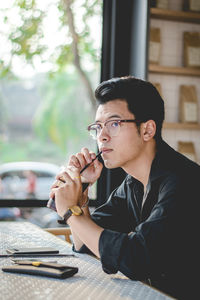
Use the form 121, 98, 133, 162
34, 71, 93, 152
0, 0, 101, 152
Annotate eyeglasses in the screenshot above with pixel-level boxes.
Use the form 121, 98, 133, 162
87, 119, 141, 140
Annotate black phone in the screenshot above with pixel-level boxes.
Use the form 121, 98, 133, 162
6, 247, 59, 255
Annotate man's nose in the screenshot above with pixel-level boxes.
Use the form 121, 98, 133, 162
98, 126, 110, 142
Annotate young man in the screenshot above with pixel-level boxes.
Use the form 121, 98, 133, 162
50, 76, 199, 299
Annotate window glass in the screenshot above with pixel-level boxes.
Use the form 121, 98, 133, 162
0, 0, 102, 227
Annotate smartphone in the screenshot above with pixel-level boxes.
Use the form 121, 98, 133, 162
6, 247, 59, 255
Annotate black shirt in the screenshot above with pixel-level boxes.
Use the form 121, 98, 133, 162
77, 140, 200, 299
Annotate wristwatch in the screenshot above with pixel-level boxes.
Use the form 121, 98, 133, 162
63, 205, 83, 223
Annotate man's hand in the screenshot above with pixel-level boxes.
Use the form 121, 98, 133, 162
51, 167, 82, 218
49, 148, 103, 202
67, 147, 103, 184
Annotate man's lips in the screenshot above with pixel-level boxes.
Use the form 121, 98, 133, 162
100, 148, 113, 154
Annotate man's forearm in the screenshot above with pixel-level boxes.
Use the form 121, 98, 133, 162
67, 213, 104, 258
69, 206, 91, 251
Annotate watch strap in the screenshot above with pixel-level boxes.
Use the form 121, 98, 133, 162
57, 209, 72, 225
63, 209, 73, 223
57, 206, 83, 225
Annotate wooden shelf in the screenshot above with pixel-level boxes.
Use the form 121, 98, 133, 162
150, 7, 200, 24
163, 122, 200, 130
149, 64, 200, 76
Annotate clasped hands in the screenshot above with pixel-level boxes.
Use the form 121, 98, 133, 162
49, 148, 103, 218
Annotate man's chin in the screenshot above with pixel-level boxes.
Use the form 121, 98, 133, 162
104, 160, 119, 169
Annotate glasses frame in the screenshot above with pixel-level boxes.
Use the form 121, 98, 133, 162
87, 119, 141, 139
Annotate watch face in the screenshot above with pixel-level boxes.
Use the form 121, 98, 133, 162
71, 206, 82, 216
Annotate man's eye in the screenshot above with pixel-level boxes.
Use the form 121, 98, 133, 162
96, 124, 102, 131
111, 121, 119, 127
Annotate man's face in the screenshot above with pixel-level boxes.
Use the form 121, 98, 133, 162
95, 99, 144, 170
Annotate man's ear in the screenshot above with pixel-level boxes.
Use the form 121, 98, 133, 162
142, 120, 156, 141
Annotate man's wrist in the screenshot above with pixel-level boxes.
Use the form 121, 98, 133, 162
61, 205, 83, 224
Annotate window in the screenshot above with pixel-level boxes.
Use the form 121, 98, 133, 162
0, 0, 102, 227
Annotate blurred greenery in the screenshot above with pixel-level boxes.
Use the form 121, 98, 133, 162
33, 69, 96, 153
0, 0, 101, 165
9, 0, 46, 62
0, 138, 65, 164
1, 0, 101, 83
0, 89, 9, 134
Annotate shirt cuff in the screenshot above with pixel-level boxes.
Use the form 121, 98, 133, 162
72, 243, 94, 255
99, 229, 127, 274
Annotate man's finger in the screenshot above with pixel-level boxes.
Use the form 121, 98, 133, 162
68, 155, 81, 168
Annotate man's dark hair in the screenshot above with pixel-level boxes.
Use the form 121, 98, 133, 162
95, 76, 165, 141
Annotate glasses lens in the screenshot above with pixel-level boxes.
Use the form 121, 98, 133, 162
106, 120, 120, 137
88, 125, 98, 139
88, 121, 120, 139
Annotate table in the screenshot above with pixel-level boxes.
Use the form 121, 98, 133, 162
0, 222, 174, 300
